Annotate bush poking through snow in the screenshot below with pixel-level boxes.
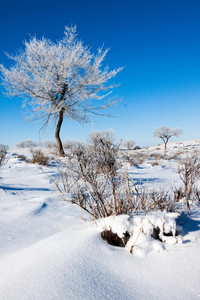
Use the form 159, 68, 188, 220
128, 152, 146, 166
0, 144, 8, 167
54, 132, 182, 219
17, 154, 28, 162
99, 211, 179, 254
30, 149, 50, 166
68, 135, 121, 218
101, 230, 130, 247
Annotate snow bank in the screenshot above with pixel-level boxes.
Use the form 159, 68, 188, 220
0, 148, 200, 299
98, 211, 180, 255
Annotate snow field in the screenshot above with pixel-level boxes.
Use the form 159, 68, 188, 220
0, 142, 200, 299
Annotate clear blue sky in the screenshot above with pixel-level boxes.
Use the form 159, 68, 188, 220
0, 0, 200, 147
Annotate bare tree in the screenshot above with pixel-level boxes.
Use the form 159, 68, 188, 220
123, 139, 135, 151
153, 126, 183, 150
0, 25, 122, 156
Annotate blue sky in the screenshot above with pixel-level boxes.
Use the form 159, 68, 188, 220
0, 0, 200, 147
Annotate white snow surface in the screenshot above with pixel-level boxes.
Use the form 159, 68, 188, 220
0, 142, 200, 299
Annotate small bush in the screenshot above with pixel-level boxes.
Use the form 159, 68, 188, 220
17, 154, 27, 161
128, 152, 146, 166
177, 150, 200, 210
30, 149, 50, 166
54, 132, 182, 219
149, 153, 165, 160
0, 144, 8, 167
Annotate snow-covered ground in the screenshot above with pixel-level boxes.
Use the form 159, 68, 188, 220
0, 141, 200, 299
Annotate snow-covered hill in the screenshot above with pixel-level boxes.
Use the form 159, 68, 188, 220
0, 142, 200, 299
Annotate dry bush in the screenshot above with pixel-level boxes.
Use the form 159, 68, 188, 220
54, 133, 182, 219
166, 153, 180, 160
149, 153, 165, 160
30, 149, 50, 166
165, 150, 185, 161
0, 144, 8, 167
148, 153, 165, 166
17, 154, 27, 161
70, 135, 121, 218
177, 150, 200, 210
128, 152, 146, 166
56, 163, 181, 219
151, 161, 159, 166
55, 132, 123, 218
53, 131, 188, 219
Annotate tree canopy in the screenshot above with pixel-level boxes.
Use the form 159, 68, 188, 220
0, 25, 122, 155
153, 126, 183, 150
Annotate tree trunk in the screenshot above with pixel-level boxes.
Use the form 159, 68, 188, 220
55, 109, 65, 156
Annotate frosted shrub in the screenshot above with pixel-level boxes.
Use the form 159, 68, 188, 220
70, 135, 121, 218
0, 144, 8, 167
63, 139, 84, 155
16, 139, 37, 149
30, 149, 50, 166
128, 152, 146, 166
177, 150, 200, 210
55, 131, 182, 219
55, 132, 123, 218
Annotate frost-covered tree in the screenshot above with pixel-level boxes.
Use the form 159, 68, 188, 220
0, 26, 122, 156
153, 126, 183, 150
16, 139, 37, 149
123, 138, 135, 150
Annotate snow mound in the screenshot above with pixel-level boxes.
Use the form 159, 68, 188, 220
98, 211, 180, 255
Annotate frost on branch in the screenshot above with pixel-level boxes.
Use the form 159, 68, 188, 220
0, 25, 123, 156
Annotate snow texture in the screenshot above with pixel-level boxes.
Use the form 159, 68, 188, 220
0, 141, 200, 299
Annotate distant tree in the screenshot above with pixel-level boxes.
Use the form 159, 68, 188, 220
16, 139, 37, 149
0, 25, 122, 156
123, 139, 135, 151
153, 126, 183, 150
